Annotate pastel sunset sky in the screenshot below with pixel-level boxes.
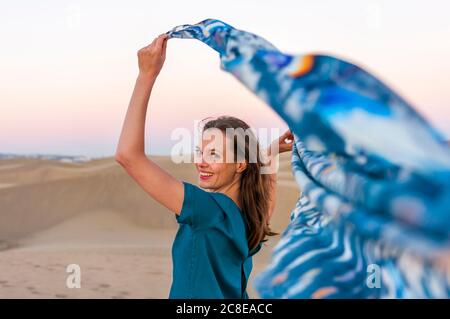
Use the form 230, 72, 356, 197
1, 0, 449, 157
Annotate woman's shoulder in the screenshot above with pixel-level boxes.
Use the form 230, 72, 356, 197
208, 191, 245, 224
182, 182, 244, 226
179, 182, 225, 228
209, 192, 241, 212
183, 182, 239, 211
183, 181, 215, 202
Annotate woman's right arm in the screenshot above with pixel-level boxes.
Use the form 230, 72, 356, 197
115, 34, 184, 215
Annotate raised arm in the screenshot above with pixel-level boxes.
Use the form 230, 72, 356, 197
115, 34, 184, 215
265, 130, 293, 220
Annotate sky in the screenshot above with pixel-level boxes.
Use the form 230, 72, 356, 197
1, 0, 449, 157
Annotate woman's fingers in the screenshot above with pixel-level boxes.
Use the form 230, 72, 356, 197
276, 130, 294, 153
280, 130, 293, 143
142, 35, 168, 56
281, 129, 292, 138
143, 34, 167, 50
161, 36, 168, 57
156, 35, 164, 47
156, 34, 167, 48
287, 130, 294, 139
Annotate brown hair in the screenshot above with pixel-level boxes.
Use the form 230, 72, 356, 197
201, 116, 278, 251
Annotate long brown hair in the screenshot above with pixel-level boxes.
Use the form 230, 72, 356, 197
202, 116, 278, 251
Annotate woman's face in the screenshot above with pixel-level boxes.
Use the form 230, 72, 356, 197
195, 130, 245, 190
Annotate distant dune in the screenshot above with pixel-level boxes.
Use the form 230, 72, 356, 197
0, 153, 299, 298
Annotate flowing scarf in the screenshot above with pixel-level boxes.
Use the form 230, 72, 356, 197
166, 19, 450, 298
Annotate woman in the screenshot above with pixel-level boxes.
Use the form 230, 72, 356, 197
115, 34, 293, 298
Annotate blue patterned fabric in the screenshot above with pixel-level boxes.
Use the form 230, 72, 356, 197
166, 19, 450, 298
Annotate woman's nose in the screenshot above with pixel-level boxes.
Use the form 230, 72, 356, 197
195, 153, 208, 166
199, 157, 209, 166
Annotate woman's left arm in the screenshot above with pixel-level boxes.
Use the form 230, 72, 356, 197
265, 130, 293, 220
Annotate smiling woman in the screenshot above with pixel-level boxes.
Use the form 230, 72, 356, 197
115, 33, 292, 298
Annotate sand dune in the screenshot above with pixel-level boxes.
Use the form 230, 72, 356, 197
0, 153, 299, 298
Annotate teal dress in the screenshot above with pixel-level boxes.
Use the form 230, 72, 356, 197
169, 181, 262, 299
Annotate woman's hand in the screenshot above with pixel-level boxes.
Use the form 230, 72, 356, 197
137, 34, 169, 79
277, 130, 294, 153
267, 129, 294, 157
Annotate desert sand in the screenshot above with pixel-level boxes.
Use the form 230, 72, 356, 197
0, 153, 299, 298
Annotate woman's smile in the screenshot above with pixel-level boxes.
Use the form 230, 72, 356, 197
199, 171, 214, 181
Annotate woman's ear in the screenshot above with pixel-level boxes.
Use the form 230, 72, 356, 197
236, 162, 247, 174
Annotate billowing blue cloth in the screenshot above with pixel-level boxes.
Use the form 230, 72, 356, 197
166, 19, 450, 298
